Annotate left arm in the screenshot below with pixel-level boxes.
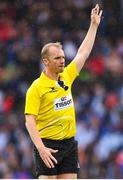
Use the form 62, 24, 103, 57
73, 4, 103, 73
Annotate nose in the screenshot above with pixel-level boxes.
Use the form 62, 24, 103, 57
60, 57, 65, 63
60, 59, 65, 66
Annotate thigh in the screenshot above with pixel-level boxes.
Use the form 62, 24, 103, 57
38, 175, 57, 179
57, 173, 77, 179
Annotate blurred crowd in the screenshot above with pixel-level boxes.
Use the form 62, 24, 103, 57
0, 0, 123, 178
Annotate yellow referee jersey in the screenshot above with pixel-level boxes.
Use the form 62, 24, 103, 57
25, 61, 79, 140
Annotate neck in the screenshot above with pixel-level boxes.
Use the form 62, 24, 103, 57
44, 69, 59, 81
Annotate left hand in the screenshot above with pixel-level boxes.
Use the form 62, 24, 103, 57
91, 4, 103, 26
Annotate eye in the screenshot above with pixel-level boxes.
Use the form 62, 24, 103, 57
55, 57, 61, 60
54, 56, 65, 60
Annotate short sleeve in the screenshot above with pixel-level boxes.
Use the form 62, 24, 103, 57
24, 84, 40, 115
65, 61, 79, 84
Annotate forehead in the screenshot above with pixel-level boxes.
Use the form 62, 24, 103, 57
48, 46, 65, 57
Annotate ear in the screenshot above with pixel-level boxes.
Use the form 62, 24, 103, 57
43, 58, 49, 66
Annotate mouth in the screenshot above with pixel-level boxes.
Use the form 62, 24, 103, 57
59, 65, 64, 68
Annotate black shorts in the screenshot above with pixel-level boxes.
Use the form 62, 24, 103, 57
33, 137, 79, 177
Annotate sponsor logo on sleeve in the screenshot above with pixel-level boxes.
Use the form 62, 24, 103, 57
49, 87, 57, 92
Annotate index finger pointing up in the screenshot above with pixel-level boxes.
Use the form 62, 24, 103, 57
94, 4, 99, 14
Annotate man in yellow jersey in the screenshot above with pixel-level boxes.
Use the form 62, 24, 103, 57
25, 4, 102, 179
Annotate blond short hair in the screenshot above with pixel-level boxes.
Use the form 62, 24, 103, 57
41, 42, 62, 59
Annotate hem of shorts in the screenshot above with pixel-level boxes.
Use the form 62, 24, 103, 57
57, 168, 79, 175
36, 172, 57, 177
36, 169, 79, 177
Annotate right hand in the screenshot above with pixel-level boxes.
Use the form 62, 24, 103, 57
38, 146, 58, 168
91, 4, 103, 26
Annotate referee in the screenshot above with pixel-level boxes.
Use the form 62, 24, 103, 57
25, 4, 102, 179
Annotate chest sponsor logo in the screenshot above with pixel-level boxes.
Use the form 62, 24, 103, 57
54, 94, 73, 110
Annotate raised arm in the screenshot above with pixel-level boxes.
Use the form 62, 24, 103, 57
73, 4, 103, 73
